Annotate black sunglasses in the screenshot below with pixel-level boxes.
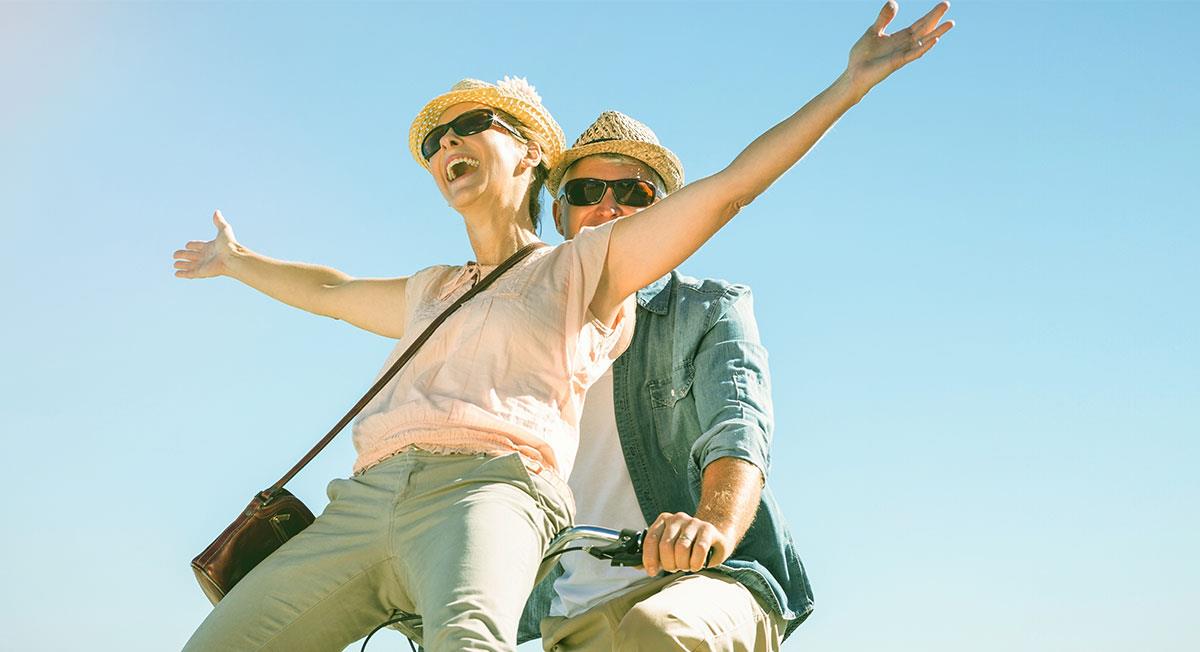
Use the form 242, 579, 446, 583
559, 178, 661, 208
421, 108, 527, 161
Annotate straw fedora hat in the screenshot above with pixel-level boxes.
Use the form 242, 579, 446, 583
547, 111, 684, 197
408, 76, 565, 172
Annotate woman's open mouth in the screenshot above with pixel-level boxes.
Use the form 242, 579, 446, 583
445, 156, 480, 183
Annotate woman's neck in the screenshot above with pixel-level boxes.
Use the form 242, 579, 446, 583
460, 192, 541, 265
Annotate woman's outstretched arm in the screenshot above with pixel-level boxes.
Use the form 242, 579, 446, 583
173, 210, 410, 339
591, 1, 954, 324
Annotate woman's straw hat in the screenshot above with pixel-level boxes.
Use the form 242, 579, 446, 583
547, 111, 684, 196
408, 76, 565, 171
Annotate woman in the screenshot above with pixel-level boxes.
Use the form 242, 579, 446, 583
175, 3, 952, 650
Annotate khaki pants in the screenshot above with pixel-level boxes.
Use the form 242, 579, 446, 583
184, 451, 574, 652
540, 571, 786, 652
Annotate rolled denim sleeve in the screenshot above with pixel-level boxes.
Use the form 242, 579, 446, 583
688, 288, 774, 481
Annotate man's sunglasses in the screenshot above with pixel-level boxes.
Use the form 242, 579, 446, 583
421, 108, 527, 161
559, 178, 661, 208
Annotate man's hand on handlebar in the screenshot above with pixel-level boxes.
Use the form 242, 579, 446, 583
642, 512, 735, 576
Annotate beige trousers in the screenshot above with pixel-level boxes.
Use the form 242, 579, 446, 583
183, 450, 573, 652
539, 571, 786, 652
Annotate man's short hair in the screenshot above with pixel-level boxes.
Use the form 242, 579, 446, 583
562, 153, 669, 197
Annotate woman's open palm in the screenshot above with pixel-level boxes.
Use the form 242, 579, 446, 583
847, 1, 954, 95
174, 210, 236, 279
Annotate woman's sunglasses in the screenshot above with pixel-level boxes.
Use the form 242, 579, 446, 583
559, 178, 661, 208
421, 108, 527, 161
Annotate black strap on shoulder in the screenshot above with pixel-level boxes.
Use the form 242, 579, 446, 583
265, 241, 546, 495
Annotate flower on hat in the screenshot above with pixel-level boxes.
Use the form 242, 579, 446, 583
496, 76, 542, 106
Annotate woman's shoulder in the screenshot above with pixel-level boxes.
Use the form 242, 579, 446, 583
404, 262, 463, 305
409, 262, 460, 282
540, 221, 619, 268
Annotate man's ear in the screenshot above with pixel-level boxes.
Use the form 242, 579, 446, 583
551, 197, 566, 237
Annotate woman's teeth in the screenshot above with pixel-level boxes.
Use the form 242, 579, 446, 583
446, 157, 480, 182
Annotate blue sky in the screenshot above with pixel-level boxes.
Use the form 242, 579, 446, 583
1, 1, 1197, 650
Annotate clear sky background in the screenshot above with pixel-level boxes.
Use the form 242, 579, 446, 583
2, 1, 1197, 650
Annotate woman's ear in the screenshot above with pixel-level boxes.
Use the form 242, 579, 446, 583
520, 140, 544, 171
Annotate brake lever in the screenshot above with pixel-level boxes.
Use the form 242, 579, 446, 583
585, 527, 718, 569
586, 528, 645, 567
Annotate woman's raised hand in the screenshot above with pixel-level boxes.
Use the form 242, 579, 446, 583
845, 1, 954, 99
174, 210, 237, 279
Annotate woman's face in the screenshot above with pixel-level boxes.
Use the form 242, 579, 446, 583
427, 102, 534, 211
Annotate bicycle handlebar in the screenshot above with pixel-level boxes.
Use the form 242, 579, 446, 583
371, 525, 711, 651
537, 523, 719, 581
536, 526, 646, 580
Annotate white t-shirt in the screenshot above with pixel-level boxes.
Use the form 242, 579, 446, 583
550, 367, 654, 617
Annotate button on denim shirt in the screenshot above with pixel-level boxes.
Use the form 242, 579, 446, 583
519, 272, 814, 643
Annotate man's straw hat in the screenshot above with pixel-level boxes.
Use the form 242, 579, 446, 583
548, 111, 684, 196
408, 76, 565, 171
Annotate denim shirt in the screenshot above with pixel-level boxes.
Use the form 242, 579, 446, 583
518, 272, 814, 643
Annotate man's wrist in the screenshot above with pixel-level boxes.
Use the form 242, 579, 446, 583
830, 70, 868, 108
701, 514, 739, 541
696, 457, 764, 546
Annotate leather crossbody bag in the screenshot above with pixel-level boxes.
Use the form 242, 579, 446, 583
191, 242, 544, 604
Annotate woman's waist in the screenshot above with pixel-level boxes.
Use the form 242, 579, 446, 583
356, 396, 566, 437
352, 422, 573, 478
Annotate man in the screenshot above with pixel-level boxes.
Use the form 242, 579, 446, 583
518, 111, 813, 651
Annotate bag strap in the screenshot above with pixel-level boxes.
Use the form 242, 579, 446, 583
263, 241, 546, 496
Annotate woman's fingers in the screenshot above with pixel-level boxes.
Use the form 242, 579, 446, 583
174, 241, 216, 278
911, 38, 937, 62
872, 0, 898, 35
911, 17, 954, 48
904, 21, 953, 63
929, 20, 954, 40
910, 1, 950, 37
174, 213, 230, 280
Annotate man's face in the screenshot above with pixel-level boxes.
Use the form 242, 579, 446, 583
553, 156, 661, 239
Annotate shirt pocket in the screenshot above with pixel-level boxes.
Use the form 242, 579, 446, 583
646, 360, 696, 465
647, 360, 696, 408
